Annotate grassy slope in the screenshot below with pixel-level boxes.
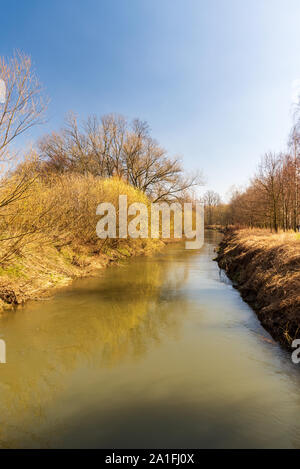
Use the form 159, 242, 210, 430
217, 229, 300, 349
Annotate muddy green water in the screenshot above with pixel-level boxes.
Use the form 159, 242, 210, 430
0, 230, 300, 448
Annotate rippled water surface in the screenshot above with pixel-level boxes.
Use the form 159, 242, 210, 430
0, 230, 300, 448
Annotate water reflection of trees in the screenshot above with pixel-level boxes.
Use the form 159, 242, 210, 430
0, 248, 192, 447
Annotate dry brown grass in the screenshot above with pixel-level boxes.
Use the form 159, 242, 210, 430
217, 228, 300, 348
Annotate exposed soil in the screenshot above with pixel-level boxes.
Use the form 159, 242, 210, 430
216, 229, 300, 350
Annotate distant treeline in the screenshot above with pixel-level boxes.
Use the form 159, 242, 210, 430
202, 113, 300, 232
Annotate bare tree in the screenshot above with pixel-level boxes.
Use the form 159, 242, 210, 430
218, 96, 300, 231
255, 153, 282, 232
0, 51, 48, 208
0, 51, 48, 164
202, 190, 221, 225
0, 52, 48, 261
38, 113, 203, 201
288, 125, 300, 230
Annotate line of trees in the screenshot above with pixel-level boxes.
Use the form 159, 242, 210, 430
4, 49, 298, 250
225, 119, 300, 232
201, 104, 300, 231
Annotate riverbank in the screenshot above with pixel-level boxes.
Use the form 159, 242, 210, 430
216, 229, 300, 349
0, 239, 164, 311
0, 174, 165, 312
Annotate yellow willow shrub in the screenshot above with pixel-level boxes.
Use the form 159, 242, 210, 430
0, 173, 158, 264
45, 174, 152, 246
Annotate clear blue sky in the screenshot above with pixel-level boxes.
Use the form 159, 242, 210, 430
2, 0, 300, 198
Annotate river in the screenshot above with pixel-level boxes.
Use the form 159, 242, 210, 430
0, 230, 300, 448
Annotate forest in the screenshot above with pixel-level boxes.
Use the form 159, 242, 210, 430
204, 118, 300, 232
